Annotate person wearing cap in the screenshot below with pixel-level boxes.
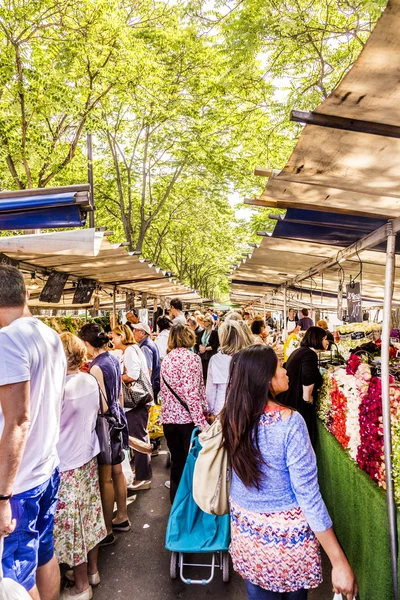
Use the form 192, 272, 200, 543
132, 323, 161, 400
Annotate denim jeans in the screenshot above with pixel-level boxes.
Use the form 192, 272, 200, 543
245, 580, 308, 600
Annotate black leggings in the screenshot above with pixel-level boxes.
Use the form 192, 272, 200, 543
163, 422, 195, 503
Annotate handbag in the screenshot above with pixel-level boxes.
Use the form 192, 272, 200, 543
122, 365, 153, 410
333, 595, 356, 600
192, 418, 231, 516
96, 383, 125, 466
148, 404, 164, 439
121, 450, 134, 486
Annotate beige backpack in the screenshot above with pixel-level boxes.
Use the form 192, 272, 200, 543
193, 418, 231, 515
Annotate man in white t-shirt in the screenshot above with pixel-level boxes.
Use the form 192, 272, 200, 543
170, 297, 186, 325
0, 265, 66, 599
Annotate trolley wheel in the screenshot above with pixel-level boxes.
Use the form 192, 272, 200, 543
170, 551, 179, 579
166, 452, 171, 469
222, 552, 230, 582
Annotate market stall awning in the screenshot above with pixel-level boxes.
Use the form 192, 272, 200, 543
249, 0, 400, 218
269, 208, 400, 252
0, 185, 92, 230
3, 236, 203, 307
0, 229, 104, 256
230, 236, 400, 307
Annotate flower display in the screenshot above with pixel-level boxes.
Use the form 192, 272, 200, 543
357, 377, 385, 486
346, 354, 361, 376
316, 371, 333, 426
317, 339, 400, 501
329, 376, 350, 449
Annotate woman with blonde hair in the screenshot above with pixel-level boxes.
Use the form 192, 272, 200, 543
206, 320, 253, 416
55, 333, 106, 599
111, 324, 153, 491
160, 323, 208, 502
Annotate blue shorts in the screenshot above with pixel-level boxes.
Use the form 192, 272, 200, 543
2, 468, 60, 591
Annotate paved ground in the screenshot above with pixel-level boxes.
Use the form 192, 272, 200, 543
92, 448, 332, 600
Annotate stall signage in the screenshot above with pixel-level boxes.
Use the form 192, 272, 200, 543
346, 282, 362, 323
0, 253, 18, 267
73, 278, 97, 304
39, 271, 69, 303
351, 331, 365, 340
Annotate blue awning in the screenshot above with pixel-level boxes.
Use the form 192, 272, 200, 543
0, 192, 76, 212
271, 208, 399, 252
0, 186, 91, 230
0, 206, 85, 229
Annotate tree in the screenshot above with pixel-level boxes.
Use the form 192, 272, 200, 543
0, 0, 386, 299
0, 0, 150, 190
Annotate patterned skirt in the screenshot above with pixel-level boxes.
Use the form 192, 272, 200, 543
229, 500, 322, 593
54, 458, 106, 566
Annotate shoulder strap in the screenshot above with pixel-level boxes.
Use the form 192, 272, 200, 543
90, 373, 107, 415
162, 375, 190, 415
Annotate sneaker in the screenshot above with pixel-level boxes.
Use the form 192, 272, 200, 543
112, 519, 131, 532
127, 479, 151, 491
65, 571, 100, 587
99, 533, 116, 547
164, 480, 171, 489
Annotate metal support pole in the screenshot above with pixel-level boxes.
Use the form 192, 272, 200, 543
283, 285, 287, 340
381, 221, 398, 600
87, 133, 95, 229
112, 286, 117, 329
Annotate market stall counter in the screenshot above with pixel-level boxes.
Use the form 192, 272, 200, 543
314, 322, 400, 600
315, 418, 400, 600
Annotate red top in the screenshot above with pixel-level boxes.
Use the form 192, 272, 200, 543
265, 403, 286, 413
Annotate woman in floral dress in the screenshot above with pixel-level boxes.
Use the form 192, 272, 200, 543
54, 333, 106, 600
221, 345, 357, 600
160, 323, 208, 502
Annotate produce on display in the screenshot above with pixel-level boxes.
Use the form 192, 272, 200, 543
40, 315, 111, 335
335, 322, 382, 359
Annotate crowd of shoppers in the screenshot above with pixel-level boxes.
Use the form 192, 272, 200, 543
0, 273, 356, 600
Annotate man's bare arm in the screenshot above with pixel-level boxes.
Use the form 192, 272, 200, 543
0, 381, 30, 496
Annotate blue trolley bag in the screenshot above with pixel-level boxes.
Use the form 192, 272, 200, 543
165, 432, 230, 553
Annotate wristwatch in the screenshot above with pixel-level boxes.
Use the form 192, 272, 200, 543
0, 494, 12, 501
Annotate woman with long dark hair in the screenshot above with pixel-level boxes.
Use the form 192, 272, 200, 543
221, 345, 357, 600
279, 326, 329, 440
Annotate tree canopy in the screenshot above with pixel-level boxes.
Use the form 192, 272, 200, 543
0, 0, 386, 299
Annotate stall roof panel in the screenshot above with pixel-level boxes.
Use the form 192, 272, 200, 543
230, 236, 400, 305
253, 0, 400, 218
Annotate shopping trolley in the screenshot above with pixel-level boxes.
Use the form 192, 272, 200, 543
165, 428, 230, 585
